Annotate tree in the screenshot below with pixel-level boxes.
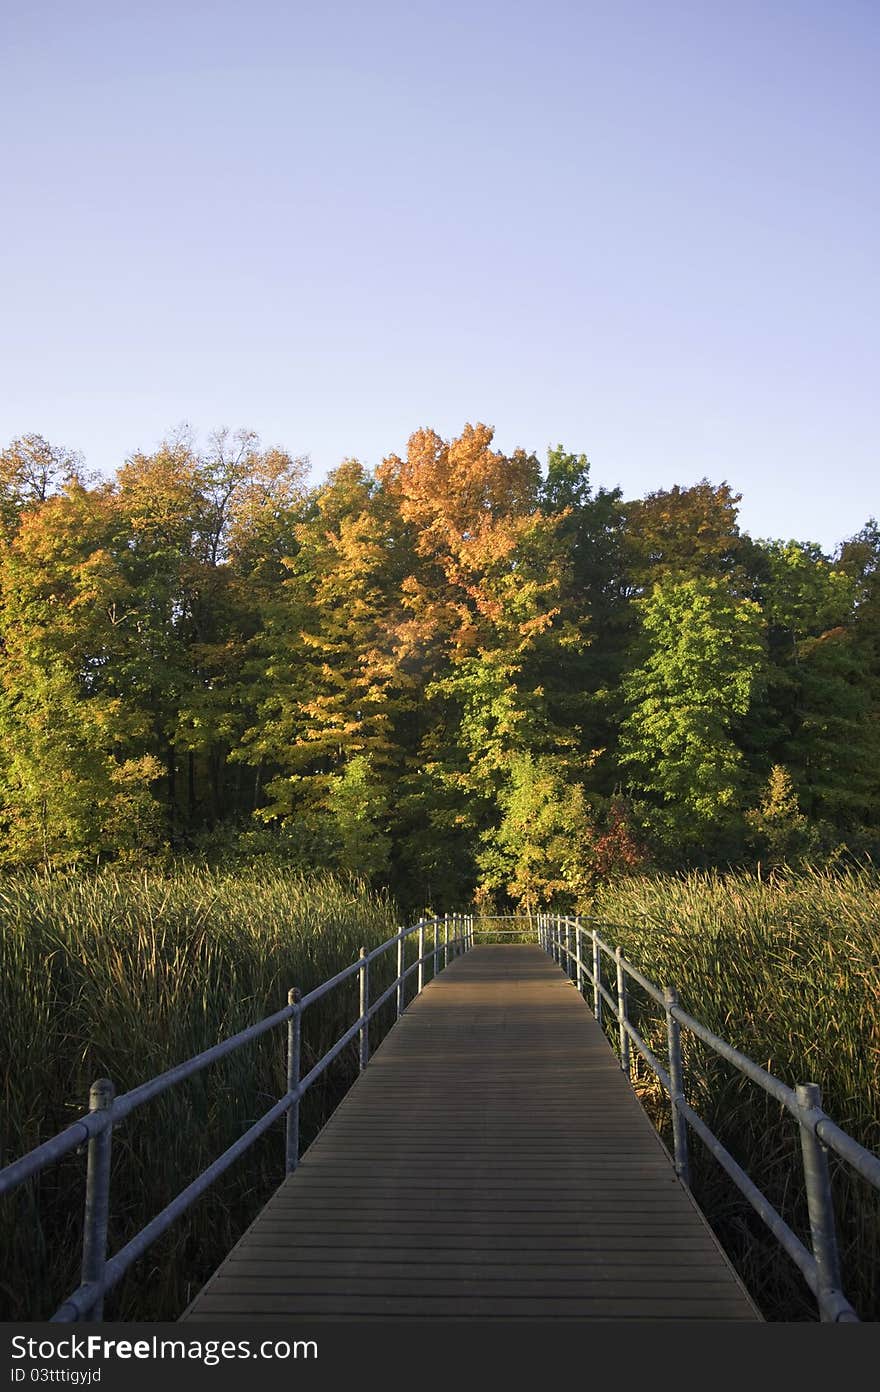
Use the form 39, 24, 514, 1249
240, 459, 406, 876
745, 765, 816, 867
476, 753, 596, 911
623, 480, 746, 595
618, 576, 766, 859
0, 434, 85, 540
750, 539, 878, 840
532, 446, 630, 789
0, 485, 165, 865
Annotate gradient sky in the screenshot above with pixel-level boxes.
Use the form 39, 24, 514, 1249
1, 0, 877, 552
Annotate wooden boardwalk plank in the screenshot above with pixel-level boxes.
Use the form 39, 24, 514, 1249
182, 945, 759, 1321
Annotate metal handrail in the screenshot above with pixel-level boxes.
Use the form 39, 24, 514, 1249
536, 910, 878, 1324
0, 911, 476, 1322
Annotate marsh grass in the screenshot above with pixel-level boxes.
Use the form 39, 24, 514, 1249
588, 865, 880, 1320
0, 866, 402, 1320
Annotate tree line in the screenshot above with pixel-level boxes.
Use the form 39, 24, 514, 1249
0, 423, 877, 909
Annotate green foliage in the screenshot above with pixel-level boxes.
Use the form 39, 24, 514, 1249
758, 538, 854, 639
477, 753, 595, 910
745, 764, 816, 866
623, 479, 746, 592
0, 425, 877, 888
619, 576, 766, 856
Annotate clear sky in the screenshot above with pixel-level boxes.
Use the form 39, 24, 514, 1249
1, 0, 877, 552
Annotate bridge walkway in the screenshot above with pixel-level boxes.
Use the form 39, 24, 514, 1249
182, 944, 759, 1321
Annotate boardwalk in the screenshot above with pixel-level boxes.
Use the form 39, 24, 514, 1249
183, 944, 759, 1321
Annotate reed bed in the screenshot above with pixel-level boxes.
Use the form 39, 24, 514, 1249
587, 865, 880, 1320
0, 866, 401, 1320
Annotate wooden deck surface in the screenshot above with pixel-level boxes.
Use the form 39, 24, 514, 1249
183, 944, 759, 1321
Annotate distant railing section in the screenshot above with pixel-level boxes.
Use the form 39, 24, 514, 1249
0, 912, 475, 1322
536, 911, 880, 1324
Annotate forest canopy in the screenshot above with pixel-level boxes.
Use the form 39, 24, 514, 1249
1, 424, 877, 909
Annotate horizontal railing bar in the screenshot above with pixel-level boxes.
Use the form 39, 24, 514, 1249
297, 1014, 367, 1095
560, 918, 668, 1007
1, 916, 446, 1195
561, 940, 670, 1090
813, 1114, 880, 1192
619, 959, 668, 1008
670, 1003, 797, 1111
594, 933, 621, 965
554, 919, 807, 1113
597, 980, 618, 1016
471, 928, 537, 935
367, 977, 403, 1019
677, 1097, 826, 1299
0, 1113, 109, 1196
296, 919, 437, 1011
622, 1020, 672, 1093
112, 1000, 299, 1123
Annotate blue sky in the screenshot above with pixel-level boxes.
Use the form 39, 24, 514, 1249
1, 0, 877, 552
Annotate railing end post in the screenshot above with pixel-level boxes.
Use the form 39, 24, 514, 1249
796, 1080, 849, 1321
286, 989, 302, 1175
663, 985, 690, 1189
358, 947, 370, 1071
89, 1077, 114, 1111
614, 944, 630, 1076
81, 1076, 115, 1321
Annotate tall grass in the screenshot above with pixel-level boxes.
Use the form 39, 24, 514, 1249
0, 866, 401, 1320
588, 865, 880, 1320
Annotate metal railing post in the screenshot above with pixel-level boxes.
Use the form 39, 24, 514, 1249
396, 931, 405, 1018
444, 913, 449, 968
592, 931, 602, 1026
80, 1077, 114, 1320
358, 947, 369, 1071
796, 1082, 847, 1320
664, 987, 690, 1187
433, 920, 439, 977
575, 918, 584, 994
615, 946, 630, 1075
418, 921, 425, 993
565, 919, 572, 978
285, 988, 302, 1174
